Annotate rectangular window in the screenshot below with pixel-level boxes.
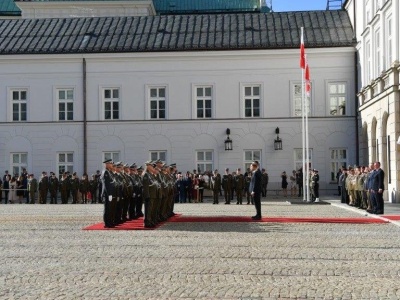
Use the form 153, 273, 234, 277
330, 149, 347, 182
293, 83, 311, 116
244, 85, 260, 118
103, 88, 119, 120
11, 153, 27, 176
196, 86, 212, 118
294, 148, 313, 172
196, 150, 213, 173
386, 17, 392, 70
11, 90, 27, 121
150, 151, 166, 162
365, 40, 371, 83
329, 83, 347, 116
57, 89, 74, 121
149, 87, 166, 119
375, 29, 381, 77
244, 150, 261, 171
57, 152, 74, 177
103, 152, 120, 163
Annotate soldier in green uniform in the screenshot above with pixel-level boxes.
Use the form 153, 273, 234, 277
211, 169, 221, 204
142, 161, 157, 228
79, 173, 89, 204
234, 168, 245, 205
70, 172, 80, 204
38, 171, 48, 204
244, 172, 252, 204
89, 174, 98, 204
222, 168, 233, 204
122, 164, 133, 221
48, 172, 59, 204
135, 166, 144, 218
113, 162, 124, 225
59, 172, 69, 204
27, 174, 38, 204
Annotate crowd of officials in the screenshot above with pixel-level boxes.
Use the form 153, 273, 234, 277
336, 161, 385, 214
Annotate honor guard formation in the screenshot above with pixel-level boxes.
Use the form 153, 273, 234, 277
101, 159, 177, 228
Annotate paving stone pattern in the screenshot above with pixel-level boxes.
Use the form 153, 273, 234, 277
1, 198, 400, 300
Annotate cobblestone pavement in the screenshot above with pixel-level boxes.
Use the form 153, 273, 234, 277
1, 198, 400, 300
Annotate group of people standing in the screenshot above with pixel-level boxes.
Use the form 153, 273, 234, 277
337, 161, 385, 214
100, 159, 178, 228
0, 169, 104, 205
209, 167, 269, 206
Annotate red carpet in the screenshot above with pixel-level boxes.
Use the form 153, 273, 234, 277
83, 214, 387, 230
382, 215, 400, 221
168, 215, 387, 224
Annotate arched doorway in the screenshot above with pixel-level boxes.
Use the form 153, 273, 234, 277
361, 122, 368, 166
371, 118, 377, 163
381, 112, 389, 201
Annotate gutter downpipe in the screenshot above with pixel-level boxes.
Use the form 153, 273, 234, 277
83, 58, 87, 174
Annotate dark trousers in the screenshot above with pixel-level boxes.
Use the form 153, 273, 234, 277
252, 193, 261, 217
297, 184, 303, 197
313, 183, 319, 199
213, 190, 219, 204
223, 188, 231, 203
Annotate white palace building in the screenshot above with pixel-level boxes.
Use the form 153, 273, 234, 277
0, 0, 369, 194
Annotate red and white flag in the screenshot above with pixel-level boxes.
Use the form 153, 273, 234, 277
300, 27, 305, 69
305, 60, 310, 96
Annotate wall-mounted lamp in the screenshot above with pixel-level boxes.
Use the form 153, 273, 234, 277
224, 128, 233, 151
274, 127, 282, 150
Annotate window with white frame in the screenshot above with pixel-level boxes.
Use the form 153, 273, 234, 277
57, 88, 74, 121
294, 148, 313, 172
243, 85, 261, 118
196, 86, 212, 118
330, 149, 347, 182
196, 150, 213, 173
293, 83, 311, 116
386, 16, 392, 70
11, 90, 27, 121
57, 152, 74, 176
365, 40, 371, 83
150, 151, 166, 162
375, 29, 381, 77
103, 88, 119, 120
328, 83, 347, 116
244, 150, 261, 171
366, 0, 371, 24
149, 87, 166, 119
103, 152, 120, 163
11, 153, 27, 176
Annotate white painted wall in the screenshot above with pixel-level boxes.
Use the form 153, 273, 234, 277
0, 48, 356, 192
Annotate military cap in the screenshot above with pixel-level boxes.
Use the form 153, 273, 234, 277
130, 163, 137, 169
103, 158, 113, 164
170, 163, 177, 168
73, 172, 77, 176
29, 174, 34, 176
155, 159, 163, 164
114, 161, 123, 167
124, 163, 130, 168
137, 166, 144, 171
313, 169, 318, 173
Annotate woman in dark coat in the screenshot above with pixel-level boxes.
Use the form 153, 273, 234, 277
281, 171, 288, 197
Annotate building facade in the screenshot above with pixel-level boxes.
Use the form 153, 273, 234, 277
0, 7, 357, 193
345, 0, 400, 202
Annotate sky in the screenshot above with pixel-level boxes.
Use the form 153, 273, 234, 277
271, 0, 330, 12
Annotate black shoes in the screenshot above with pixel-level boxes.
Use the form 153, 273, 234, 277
251, 215, 262, 220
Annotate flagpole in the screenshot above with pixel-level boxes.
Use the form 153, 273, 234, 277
300, 27, 306, 201
305, 56, 310, 202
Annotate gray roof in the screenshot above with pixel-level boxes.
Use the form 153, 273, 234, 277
0, 10, 355, 55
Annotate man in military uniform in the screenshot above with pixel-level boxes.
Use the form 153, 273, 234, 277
101, 159, 115, 228
121, 164, 133, 221
234, 168, 244, 205
79, 173, 90, 204
244, 171, 252, 204
261, 168, 269, 197
89, 174, 98, 204
142, 161, 158, 228
38, 171, 49, 204
211, 169, 221, 204
59, 172, 69, 204
222, 168, 233, 204
113, 162, 125, 225
48, 172, 59, 204
27, 174, 38, 204
70, 172, 80, 204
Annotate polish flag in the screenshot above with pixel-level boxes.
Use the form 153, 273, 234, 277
300, 28, 305, 69
305, 60, 311, 96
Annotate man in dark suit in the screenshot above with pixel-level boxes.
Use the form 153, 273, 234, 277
249, 161, 262, 219
370, 161, 385, 214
